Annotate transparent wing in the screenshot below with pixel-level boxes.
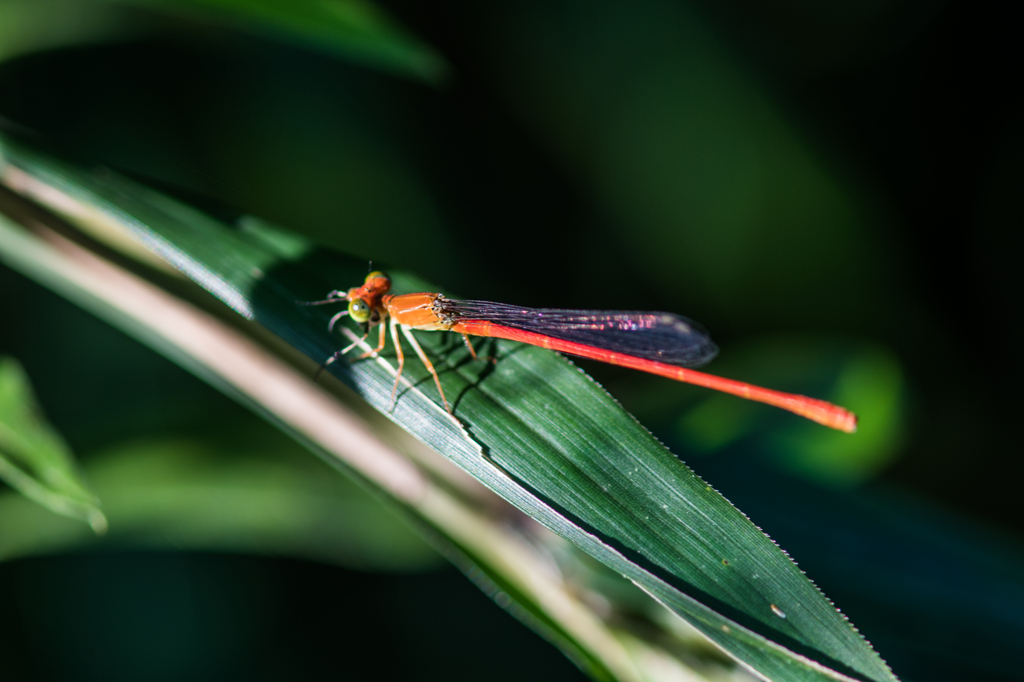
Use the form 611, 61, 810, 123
446, 300, 718, 367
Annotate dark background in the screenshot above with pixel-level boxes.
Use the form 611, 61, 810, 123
1, 0, 1022, 680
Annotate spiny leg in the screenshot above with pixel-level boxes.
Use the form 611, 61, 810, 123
388, 317, 406, 410
337, 332, 368, 357
309, 297, 352, 381
327, 309, 349, 332
359, 321, 388, 360
402, 325, 451, 413
314, 328, 369, 381
462, 334, 479, 359
299, 290, 346, 306
462, 334, 497, 365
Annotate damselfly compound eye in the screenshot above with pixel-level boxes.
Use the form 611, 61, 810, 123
348, 298, 372, 323
365, 271, 390, 285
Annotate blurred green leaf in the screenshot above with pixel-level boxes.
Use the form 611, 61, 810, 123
770, 345, 905, 486
0, 0, 136, 65
0, 356, 107, 533
678, 338, 906, 487
484, 0, 894, 330
0, 435, 438, 569
109, 0, 448, 83
0, 138, 897, 682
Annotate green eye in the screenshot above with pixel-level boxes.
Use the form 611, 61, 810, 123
348, 298, 372, 323
365, 270, 389, 285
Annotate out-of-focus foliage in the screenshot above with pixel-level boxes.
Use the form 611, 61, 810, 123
0, 0, 136, 65
0, 430, 439, 570
0, 357, 106, 532
1, 0, 1022, 680
110, 0, 448, 82
678, 338, 905, 486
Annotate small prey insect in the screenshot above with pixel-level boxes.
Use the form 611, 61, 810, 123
304, 271, 857, 432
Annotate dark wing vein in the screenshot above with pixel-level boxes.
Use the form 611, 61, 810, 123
446, 299, 718, 368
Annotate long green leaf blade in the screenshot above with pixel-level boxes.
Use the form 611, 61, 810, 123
111, 0, 448, 83
0, 138, 896, 682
